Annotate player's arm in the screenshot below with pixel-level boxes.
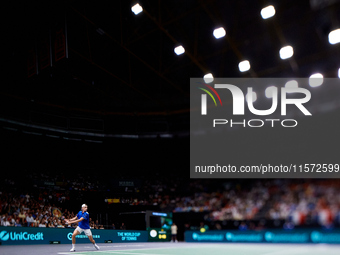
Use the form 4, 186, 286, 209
65, 217, 84, 224
65, 216, 77, 222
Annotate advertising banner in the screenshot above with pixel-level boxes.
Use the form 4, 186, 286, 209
0, 227, 148, 245
147, 228, 171, 242
185, 230, 340, 244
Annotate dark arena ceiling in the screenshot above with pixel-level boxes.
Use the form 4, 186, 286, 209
2, 0, 340, 138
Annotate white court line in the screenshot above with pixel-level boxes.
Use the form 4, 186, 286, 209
94, 247, 172, 253
58, 244, 148, 254
105, 252, 168, 255
58, 243, 259, 255
58, 253, 87, 255
58, 247, 165, 255
83, 245, 145, 248
57, 245, 196, 255
55, 244, 340, 255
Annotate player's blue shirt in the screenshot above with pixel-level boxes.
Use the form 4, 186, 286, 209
77, 211, 90, 229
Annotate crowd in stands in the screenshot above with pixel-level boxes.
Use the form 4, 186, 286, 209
171, 179, 340, 228
1, 171, 340, 229
172, 181, 267, 220
264, 179, 340, 227
0, 173, 109, 229
0, 189, 69, 228
0, 190, 107, 229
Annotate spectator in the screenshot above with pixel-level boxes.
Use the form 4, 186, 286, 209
26, 213, 35, 227
95, 220, 99, 229
47, 221, 54, 228
25, 193, 30, 203
215, 223, 222, 230
283, 220, 295, 230
8, 216, 15, 226
32, 220, 38, 227
239, 222, 248, 231
18, 209, 25, 224
90, 221, 95, 229
1, 217, 11, 226
111, 223, 116, 229
56, 219, 64, 228
120, 223, 126, 230
39, 219, 47, 228
14, 219, 22, 227
255, 221, 266, 230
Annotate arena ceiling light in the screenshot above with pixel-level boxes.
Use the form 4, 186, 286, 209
328, 28, 340, 45
213, 27, 226, 39
261, 5, 276, 19
131, 3, 143, 15
174, 45, 185, 55
203, 73, 214, 83
246, 91, 257, 103
238, 60, 250, 72
309, 73, 324, 87
265, 86, 277, 98
279, 45, 294, 60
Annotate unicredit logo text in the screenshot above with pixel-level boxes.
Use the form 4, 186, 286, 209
0, 230, 44, 241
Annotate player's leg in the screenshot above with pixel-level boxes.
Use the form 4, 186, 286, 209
85, 229, 100, 250
70, 228, 81, 252
88, 235, 95, 244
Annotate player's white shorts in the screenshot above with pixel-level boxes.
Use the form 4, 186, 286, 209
75, 226, 92, 236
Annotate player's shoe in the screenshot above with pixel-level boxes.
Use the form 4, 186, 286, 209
70, 247, 76, 252
94, 243, 100, 250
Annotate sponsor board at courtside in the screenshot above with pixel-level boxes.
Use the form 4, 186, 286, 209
0, 230, 44, 242
185, 230, 340, 244
0, 227, 149, 245
66, 232, 100, 240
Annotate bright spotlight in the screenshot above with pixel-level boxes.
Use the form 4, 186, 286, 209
246, 91, 257, 103
328, 28, 340, 45
338, 68, 340, 78
265, 86, 277, 98
203, 73, 214, 83
285, 80, 298, 89
131, 3, 143, 15
261, 5, 276, 19
309, 73, 324, 87
213, 27, 226, 39
238, 60, 250, 72
174, 45, 185, 55
279, 45, 294, 60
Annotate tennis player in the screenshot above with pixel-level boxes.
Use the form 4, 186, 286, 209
65, 204, 100, 252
